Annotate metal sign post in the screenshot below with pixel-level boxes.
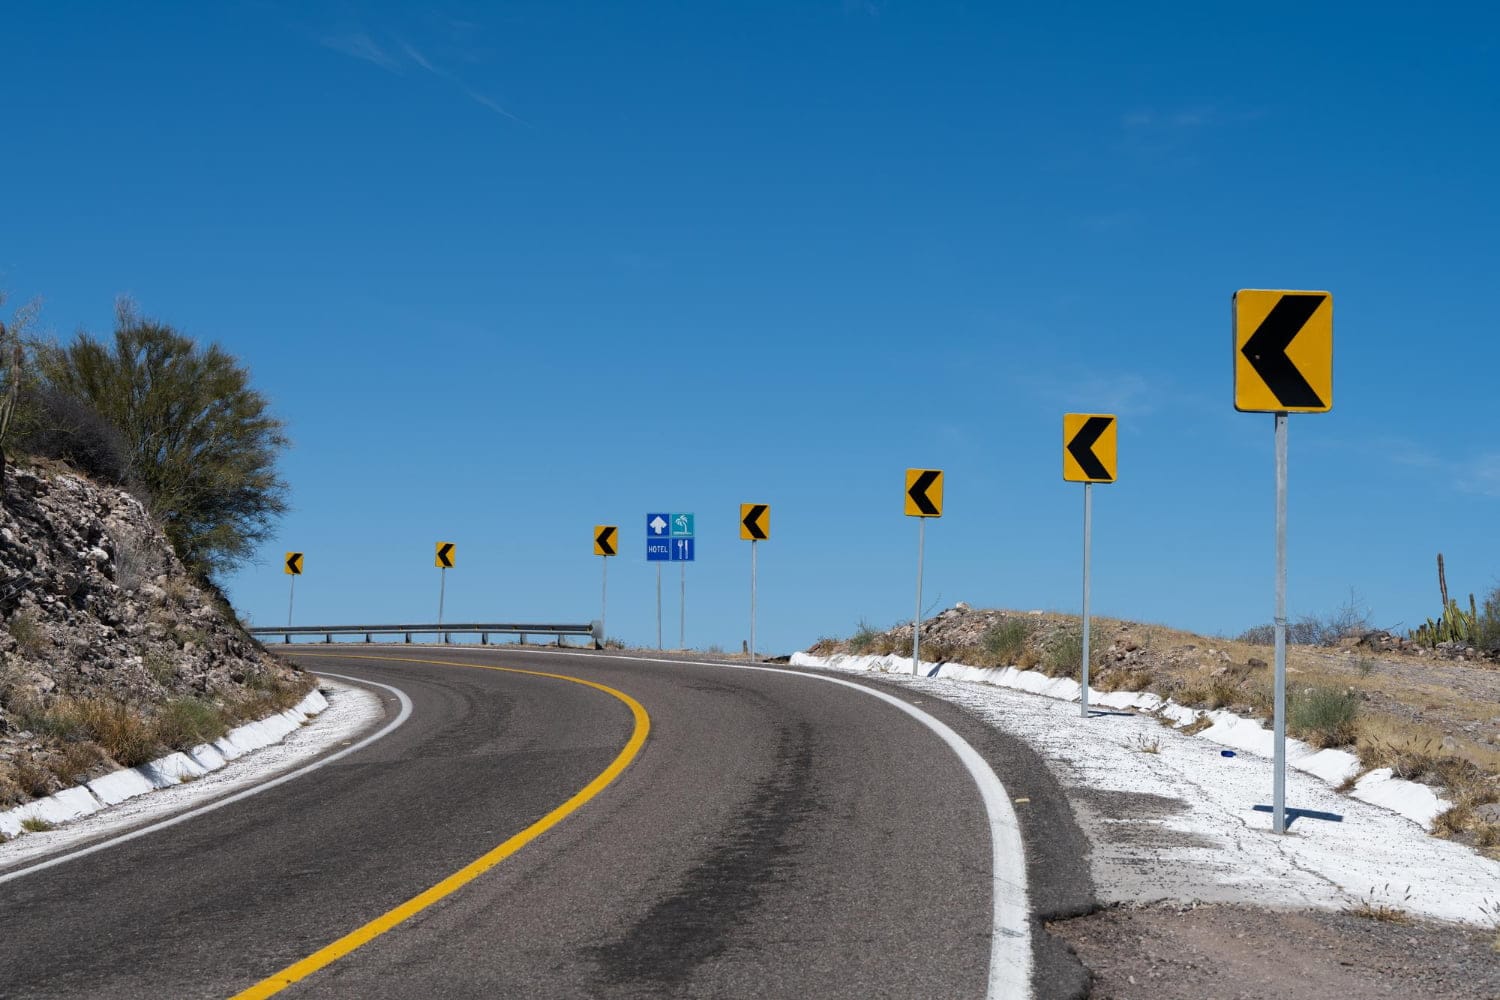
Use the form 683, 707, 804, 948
646, 512, 692, 650
903, 469, 943, 676
1062, 412, 1117, 716
433, 542, 456, 644
1233, 288, 1332, 836
1080, 481, 1093, 717
913, 518, 925, 675
750, 540, 758, 661
1273, 411, 1289, 833
283, 552, 303, 629
594, 526, 617, 641
739, 504, 770, 661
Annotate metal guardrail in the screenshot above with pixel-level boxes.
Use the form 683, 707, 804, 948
248, 622, 603, 648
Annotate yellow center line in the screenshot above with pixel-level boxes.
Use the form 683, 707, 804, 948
229, 651, 651, 1000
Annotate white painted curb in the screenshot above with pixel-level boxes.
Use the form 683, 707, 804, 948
792, 652, 1455, 830
0, 689, 329, 839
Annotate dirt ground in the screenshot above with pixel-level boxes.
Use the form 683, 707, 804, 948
1050, 902, 1500, 1000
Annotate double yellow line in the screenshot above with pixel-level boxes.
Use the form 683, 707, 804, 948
231, 652, 651, 999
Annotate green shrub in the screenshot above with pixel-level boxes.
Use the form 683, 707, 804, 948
849, 619, 883, 655
155, 698, 228, 751
1041, 623, 1104, 679
1480, 585, 1500, 652
1287, 686, 1360, 748
979, 619, 1032, 667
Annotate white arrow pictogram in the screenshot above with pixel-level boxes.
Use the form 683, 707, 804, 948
650, 516, 668, 535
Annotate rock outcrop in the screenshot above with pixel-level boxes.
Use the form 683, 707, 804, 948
0, 461, 308, 808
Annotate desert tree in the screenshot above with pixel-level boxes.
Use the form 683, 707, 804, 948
36, 301, 290, 579
0, 294, 42, 503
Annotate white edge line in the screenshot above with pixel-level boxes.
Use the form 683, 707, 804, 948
0, 673, 412, 886
611, 654, 1034, 1000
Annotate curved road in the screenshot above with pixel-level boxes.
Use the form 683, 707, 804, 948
0, 647, 1092, 999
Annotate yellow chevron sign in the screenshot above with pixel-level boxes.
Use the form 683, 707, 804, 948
284, 552, 303, 575
739, 504, 770, 541
1063, 414, 1117, 483
435, 542, 456, 569
594, 525, 618, 557
904, 469, 943, 517
1234, 289, 1333, 413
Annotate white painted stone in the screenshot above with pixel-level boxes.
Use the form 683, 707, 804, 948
212, 735, 246, 761
188, 744, 228, 772
1352, 769, 1452, 830
87, 768, 156, 806
139, 752, 208, 788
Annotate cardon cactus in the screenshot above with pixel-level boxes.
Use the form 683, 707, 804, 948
1413, 594, 1480, 647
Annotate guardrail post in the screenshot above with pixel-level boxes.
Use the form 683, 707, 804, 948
405, 632, 411, 644
284, 634, 291, 644
324, 633, 332, 644
481, 632, 489, 645
592, 620, 603, 650
364, 633, 371, 643
519, 633, 527, 645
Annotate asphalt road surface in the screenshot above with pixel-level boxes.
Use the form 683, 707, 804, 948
0, 647, 1093, 999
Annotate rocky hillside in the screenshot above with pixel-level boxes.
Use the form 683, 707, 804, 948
0, 460, 310, 809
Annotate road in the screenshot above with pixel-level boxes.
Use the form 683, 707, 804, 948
0, 647, 1093, 999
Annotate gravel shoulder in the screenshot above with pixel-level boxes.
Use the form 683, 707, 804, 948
1050, 902, 1500, 1000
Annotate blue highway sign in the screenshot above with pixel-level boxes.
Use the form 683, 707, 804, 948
647, 513, 670, 537
646, 538, 672, 561
670, 537, 695, 562
671, 513, 695, 537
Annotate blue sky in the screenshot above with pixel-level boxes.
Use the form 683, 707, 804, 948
6, 2, 1498, 653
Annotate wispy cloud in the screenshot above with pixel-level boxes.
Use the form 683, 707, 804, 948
1013, 370, 1164, 418
1114, 105, 1265, 170
320, 31, 401, 72
1459, 453, 1500, 497
318, 26, 523, 123
1342, 435, 1500, 498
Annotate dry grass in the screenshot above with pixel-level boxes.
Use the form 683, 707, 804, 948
1179, 714, 1214, 736
922, 638, 960, 663
231, 669, 316, 721
7, 611, 48, 657
1125, 733, 1161, 754
1346, 885, 1415, 924
19, 817, 55, 833
977, 619, 1033, 668
154, 697, 229, 751
1098, 666, 1155, 693
1354, 727, 1500, 855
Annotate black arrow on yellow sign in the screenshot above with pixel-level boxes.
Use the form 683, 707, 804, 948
740, 504, 769, 541
1066, 416, 1114, 482
1241, 293, 1327, 409
284, 552, 303, 575
594, 525, 617, 557
435, 542, 455, 569
906, 470, 942, 517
